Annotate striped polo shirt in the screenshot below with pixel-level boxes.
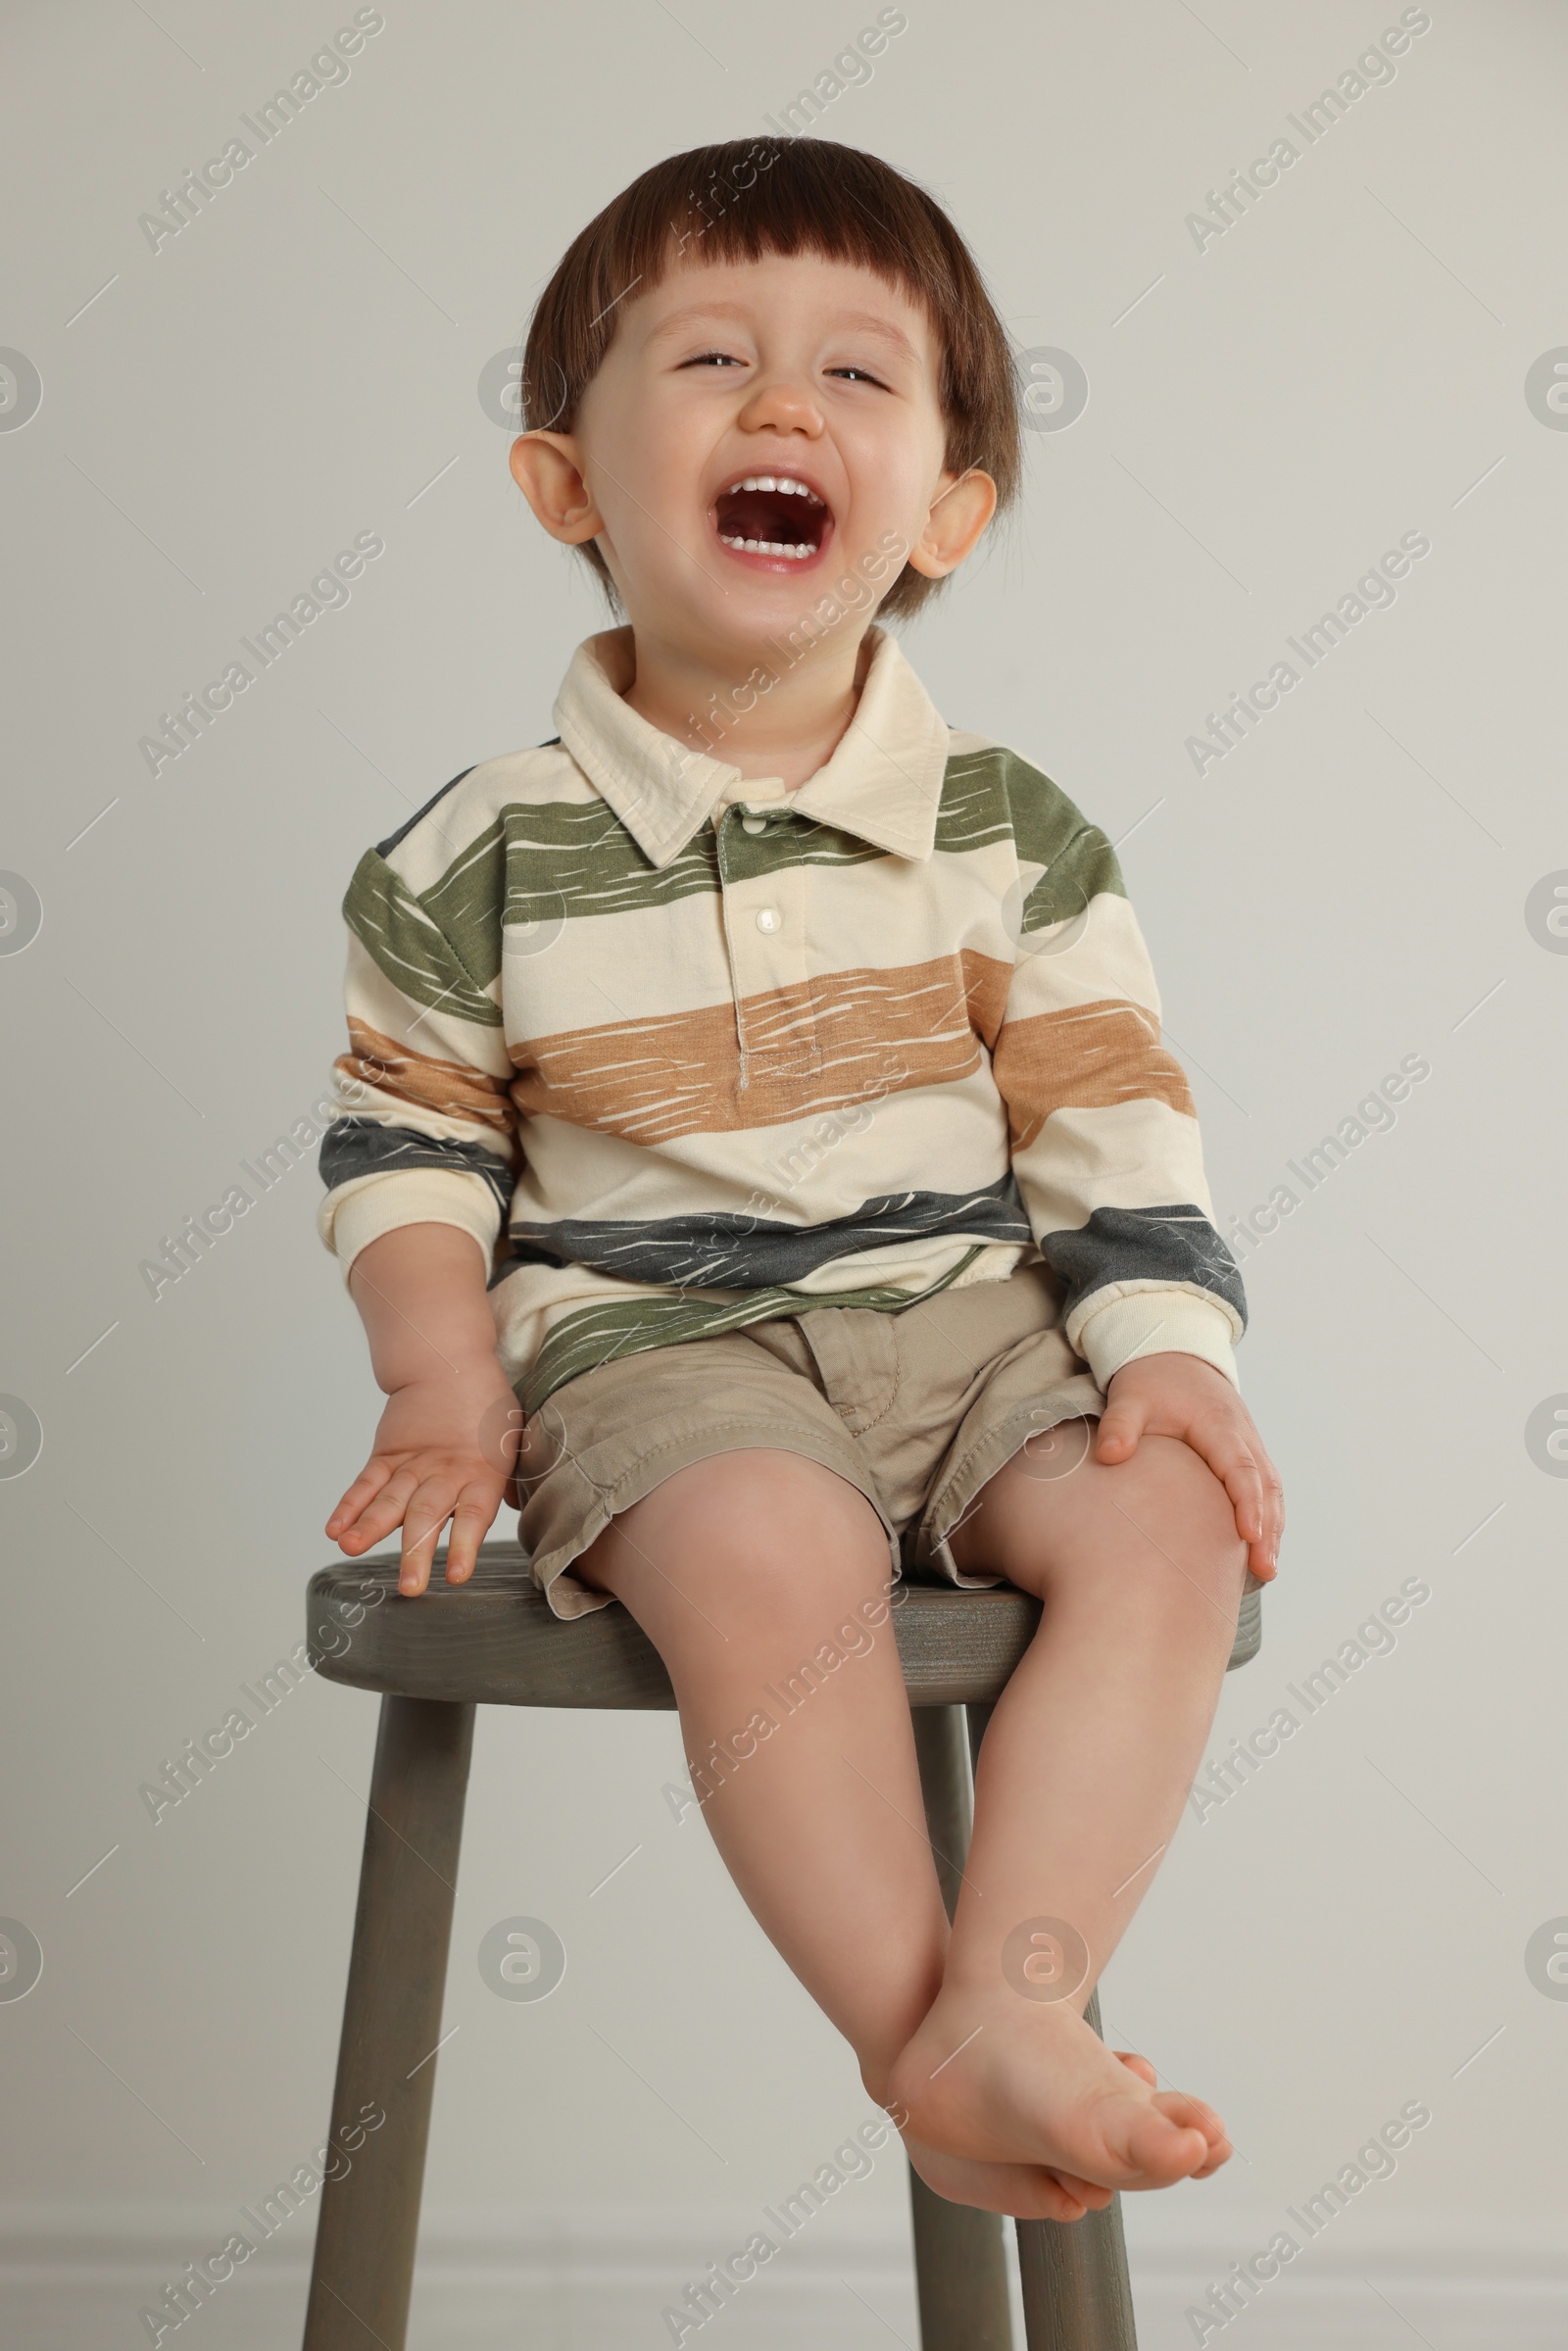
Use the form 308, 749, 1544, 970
317, 622, 1246, 1412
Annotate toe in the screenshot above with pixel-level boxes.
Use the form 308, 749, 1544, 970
1121, 2100, 1212, 2184
1156, 2090, 1226, 2145
1112, 2049, 1158, 2088
1028, 2174, 1091, 2223
1048, 2167, 1114, 2213
904, 2138, 1098, 2222
1182, 2098, 1232, 2172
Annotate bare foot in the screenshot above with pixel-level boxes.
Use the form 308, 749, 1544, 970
885, 1986, 1231, 2194
878, 2051, 1186, 2221
901, 2133, 1106, 2222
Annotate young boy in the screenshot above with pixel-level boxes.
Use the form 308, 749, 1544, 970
318, 137, 1283, 2224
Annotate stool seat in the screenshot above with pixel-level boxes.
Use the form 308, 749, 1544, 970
308, 1543, 1263, 1710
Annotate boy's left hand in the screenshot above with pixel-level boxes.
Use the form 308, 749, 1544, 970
1095, 1353, 1282, 1582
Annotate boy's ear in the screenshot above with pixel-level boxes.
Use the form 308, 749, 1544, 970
510, 431, 604, 544
907, 466, 998, 580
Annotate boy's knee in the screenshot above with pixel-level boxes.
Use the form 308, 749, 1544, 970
1129, 1433, 1236, 1532
1111, 1436, 1247, 1606
1015, 1435, 1241, 1602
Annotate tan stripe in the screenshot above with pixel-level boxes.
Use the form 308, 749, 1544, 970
994, 1000, 1194, 1151
961, 950, 1012, 1051
340, 1017, 517, 1148
510, 953, 1014, 1145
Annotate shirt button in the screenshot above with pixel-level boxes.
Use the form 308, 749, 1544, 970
755, 906, 781, 934
741, 812, 767, 835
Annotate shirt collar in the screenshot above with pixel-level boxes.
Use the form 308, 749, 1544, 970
552, 623, 950, 869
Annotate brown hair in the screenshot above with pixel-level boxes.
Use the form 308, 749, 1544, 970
520, 137, 1021, 620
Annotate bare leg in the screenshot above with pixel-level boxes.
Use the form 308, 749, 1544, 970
571, 1447, 1102, 2219
574, 1449, 946, 2083
885, 1420, 1248, 2192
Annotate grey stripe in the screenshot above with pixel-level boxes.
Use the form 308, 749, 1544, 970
372, 739, 562, 860
1042, 1204, 1247, 1331
500, 1174, 1031, 1292
319, 1117, 514, 1216
374, 767, 476, 860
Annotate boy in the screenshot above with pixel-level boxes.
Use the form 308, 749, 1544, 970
318, 137, 1283, 2223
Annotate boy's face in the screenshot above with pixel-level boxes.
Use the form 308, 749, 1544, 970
512, 248, 994, 660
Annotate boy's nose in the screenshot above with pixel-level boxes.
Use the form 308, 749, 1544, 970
736, 376, 824, 437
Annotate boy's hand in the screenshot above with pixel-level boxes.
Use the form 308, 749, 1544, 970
325, 1360, 521, 1596
1095, 1353, 1282, 1582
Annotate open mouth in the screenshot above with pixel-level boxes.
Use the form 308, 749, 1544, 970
711, 472, 832, 564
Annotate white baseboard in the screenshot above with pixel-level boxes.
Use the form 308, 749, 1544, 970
3, 2215, 1563, 2349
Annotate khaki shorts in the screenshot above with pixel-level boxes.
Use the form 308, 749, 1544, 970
514, 1264, 1106, 1621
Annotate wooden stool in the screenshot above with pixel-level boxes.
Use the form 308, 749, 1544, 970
301, 1544, 1261, 2349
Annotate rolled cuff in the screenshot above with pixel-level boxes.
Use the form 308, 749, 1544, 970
1071, 1285, 1242, 1392
317, 1168, 501, 1286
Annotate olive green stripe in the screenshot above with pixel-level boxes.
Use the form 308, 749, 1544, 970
416, 802, 888, 951
518, 1247, 984, 1413
934, 748, 1125, 930
376, 745, 1127, 966
427, 805, 720, 974
1019, 826, 1124, 933
423, 816, 511, 990
343, 850, 503, 1028
931, 754, 1019, 855
935, 748, 1119, 875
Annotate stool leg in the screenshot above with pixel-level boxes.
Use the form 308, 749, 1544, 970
303, 1694, 475, 2350
966, 1703, 1139, 2351
907, 1704, 1014, 2351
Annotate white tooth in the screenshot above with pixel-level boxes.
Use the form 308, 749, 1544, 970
742, 476, 759, 492
756, 474, 775, 491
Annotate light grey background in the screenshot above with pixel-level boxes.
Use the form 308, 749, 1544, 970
2, 1, 1564, 2343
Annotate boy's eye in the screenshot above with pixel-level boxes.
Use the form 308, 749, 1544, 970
676, 354, 889, 386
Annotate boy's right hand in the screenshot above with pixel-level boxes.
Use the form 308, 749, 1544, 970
325, 1360, 522, 1595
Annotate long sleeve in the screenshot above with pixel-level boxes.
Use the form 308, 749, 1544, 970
990, 775, 1247, 1390
316, 832, 520, 1286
